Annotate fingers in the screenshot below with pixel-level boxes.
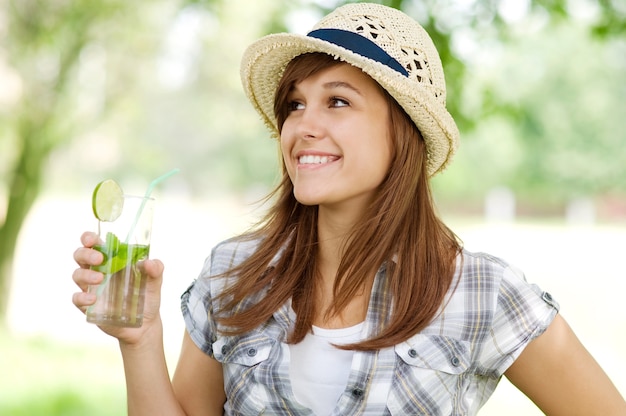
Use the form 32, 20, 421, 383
72, 266, 103, 292
73, 232, 105, 292
72, 291, 96, 314
80, 231, 101, 247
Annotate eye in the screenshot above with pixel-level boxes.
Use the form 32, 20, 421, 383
330, 97, 349, 108
287, 100, 305, 112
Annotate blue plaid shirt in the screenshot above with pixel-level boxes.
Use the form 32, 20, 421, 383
182, 238, 559, 415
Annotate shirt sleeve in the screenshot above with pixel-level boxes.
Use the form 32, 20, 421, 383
181, 253, 218, 358
478, 263, 559, 377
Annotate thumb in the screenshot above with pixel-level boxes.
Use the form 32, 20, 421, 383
142, 258, 165, 316
143, 258, 164, 281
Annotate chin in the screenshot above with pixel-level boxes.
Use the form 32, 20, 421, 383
293, 191, 323, 207
294, 197, 320, 207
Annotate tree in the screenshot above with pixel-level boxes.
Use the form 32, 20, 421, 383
418, 0, 626, 212
0, 0, 273, 324
0, 0, 195, 321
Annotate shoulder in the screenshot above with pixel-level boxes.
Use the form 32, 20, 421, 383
458, 249, 512, 272
458, 249, 556, 303
453, 249, 556, 309
436, 249, 557, 334
183, 235, 265, 310
205, 235, 263, 276
181, 235, 267, 348
454, 249, 521, 290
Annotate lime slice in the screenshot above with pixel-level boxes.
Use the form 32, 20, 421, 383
92, 179, 124, 222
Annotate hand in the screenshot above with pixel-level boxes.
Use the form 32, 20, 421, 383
72, 231, 165, 346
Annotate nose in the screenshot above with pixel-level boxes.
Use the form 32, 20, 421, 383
294, 105, 324, 140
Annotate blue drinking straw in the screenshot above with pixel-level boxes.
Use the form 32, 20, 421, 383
125, 168, 180, 243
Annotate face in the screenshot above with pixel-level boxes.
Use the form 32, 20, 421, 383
280, 63, 392, 215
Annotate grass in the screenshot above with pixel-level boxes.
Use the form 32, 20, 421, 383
0, 328, 127, 415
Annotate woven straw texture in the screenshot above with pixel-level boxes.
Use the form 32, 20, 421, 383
240, 3, 459, 176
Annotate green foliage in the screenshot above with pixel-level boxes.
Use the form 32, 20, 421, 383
592, 0, 626, 37
438, 19, 626, 206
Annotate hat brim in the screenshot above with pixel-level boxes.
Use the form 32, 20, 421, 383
240, 33, 459, 176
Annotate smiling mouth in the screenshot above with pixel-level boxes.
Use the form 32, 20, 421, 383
298, 155, 338, 165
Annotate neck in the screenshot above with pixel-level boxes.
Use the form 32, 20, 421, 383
313, 206, 374, 329
316, 207, 354, 280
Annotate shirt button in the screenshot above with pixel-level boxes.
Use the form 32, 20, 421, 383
451, 356, 461, 367
221, 345, 228, 355
408, 348, 418, 358
247, 348, 257, 357
351, 388, 364, 398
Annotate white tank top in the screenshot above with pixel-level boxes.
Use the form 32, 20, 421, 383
288, 322, 365, 415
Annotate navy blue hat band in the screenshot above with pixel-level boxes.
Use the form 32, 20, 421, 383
307, 28, 409, 77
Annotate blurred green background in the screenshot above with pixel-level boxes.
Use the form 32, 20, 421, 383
1, 0, 625, 414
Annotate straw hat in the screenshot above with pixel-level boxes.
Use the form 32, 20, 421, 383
240, 3, 459, 176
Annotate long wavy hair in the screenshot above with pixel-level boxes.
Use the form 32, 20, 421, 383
214, 53, 462, 351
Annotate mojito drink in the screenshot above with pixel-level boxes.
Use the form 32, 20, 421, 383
87, 232, 150, 327
86, 179, 154, 328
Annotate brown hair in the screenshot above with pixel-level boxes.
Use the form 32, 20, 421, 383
215, 53, 462, 350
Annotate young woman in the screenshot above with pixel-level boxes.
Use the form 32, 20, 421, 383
72, 3, 626, 415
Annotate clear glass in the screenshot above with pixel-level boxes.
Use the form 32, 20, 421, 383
86, 195, 154, 327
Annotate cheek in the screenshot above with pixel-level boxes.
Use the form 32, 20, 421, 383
279, 137, 295, 176
364, 125, 393, 169
279, 131, 289, 157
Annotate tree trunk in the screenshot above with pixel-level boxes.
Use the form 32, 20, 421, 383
0, 119, 46, 323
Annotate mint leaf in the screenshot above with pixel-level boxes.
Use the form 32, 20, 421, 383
91, 238, 149, 275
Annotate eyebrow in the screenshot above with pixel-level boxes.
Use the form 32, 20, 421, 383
288, 80, 364, 97
322, 81, 363, 95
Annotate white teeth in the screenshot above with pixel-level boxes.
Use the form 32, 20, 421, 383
299, 155, 332, 165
